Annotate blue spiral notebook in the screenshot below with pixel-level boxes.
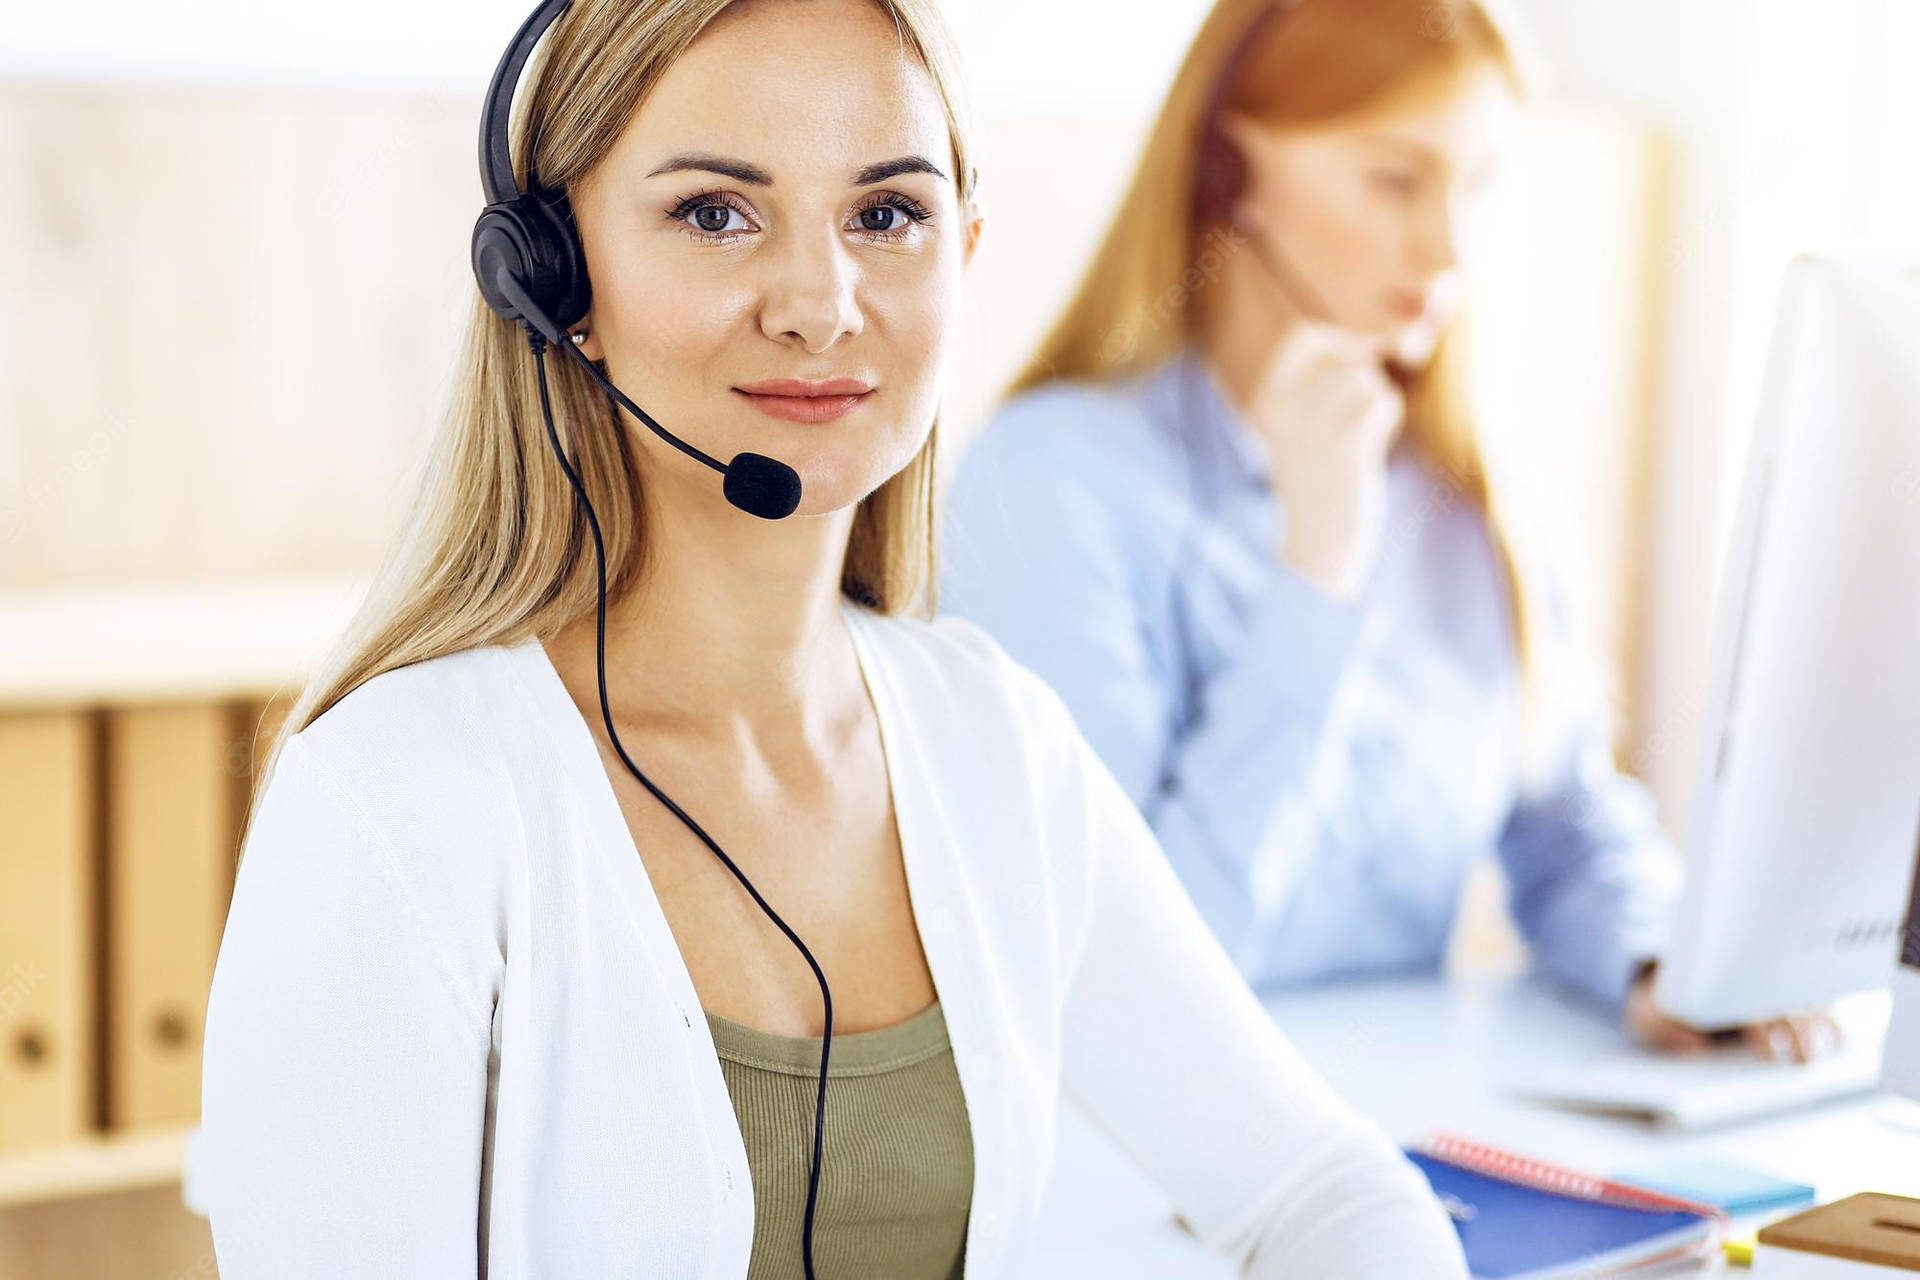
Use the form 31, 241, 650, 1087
1404, 1135, 1727, 1279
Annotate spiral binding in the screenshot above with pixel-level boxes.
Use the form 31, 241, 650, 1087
1416, 1132, 1731, 1225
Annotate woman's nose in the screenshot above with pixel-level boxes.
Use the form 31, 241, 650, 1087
756, 230, 865, 354
1414, 196, 1462, 279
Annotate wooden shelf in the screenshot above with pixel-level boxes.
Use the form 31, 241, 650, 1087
0, 572, 372, 709
0, 1125, 190, 1210
0, 572, 372, 1223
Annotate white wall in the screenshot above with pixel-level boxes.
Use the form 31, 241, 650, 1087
13, 0, 1917, 830
1, 0, 1210, 104
0, 0, 1211, 450
1510, 0, 1920, 832
1724, 0, 1920, 520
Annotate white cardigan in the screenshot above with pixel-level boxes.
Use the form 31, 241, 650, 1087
198, 599, 1469, 1278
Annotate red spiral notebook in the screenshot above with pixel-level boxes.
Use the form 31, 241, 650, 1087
1405, 1134, 1730, 1278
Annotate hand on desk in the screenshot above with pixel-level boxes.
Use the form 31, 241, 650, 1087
1624, 962, 1841, 1063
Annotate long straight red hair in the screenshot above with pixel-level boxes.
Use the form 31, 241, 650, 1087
1001, 0, 1543, 698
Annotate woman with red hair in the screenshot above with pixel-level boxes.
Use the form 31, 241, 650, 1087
942, 0, 1833, 1060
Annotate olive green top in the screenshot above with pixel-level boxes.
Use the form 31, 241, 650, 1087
703, 997, 973, 1280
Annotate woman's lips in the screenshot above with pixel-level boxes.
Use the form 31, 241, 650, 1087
1388, 291, 1429, 322
732, 388, 873, 423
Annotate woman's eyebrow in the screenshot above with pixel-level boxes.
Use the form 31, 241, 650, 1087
1358, 134, 1442, 171
647, 152, 773, 184
644, 152, 948, 186
851, 155, 948, 185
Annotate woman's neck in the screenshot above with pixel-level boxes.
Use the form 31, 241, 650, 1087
1191, 235, 1305, 417
546, 473, 862, 748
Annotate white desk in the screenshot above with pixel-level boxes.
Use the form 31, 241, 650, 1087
1030, 973, 1920, 1275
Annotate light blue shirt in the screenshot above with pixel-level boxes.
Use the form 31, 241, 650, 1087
937, 346, 1682, 1013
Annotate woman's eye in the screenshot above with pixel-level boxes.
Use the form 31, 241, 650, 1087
851, 194, 934, 241
667, 190, 933, 243
1371, 170, 1419, 197
692, 203, 740, 233
667, 192, 756, 240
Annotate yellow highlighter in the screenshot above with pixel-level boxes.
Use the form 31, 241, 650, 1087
1723, 1233, 1757, 1267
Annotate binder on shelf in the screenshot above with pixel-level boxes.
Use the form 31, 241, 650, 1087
104, 703, 242, 1130
0, 712, 99, 1151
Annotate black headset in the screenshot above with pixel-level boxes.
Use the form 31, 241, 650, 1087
1190, 0, 1332, 316
470, 0, 803, 522
469, 4, 839, 1276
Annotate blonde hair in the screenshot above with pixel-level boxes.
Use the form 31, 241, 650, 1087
1004, 0, 1544, 699
249, 0, 977, 829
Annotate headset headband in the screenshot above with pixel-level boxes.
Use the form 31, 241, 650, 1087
480, 0, 573, 205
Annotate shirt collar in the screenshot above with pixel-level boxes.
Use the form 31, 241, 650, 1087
1147, 345, 1273, 489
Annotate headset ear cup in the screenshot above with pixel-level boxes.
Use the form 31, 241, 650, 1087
468, 192, 592, 333
1194, 127, 1248, 224
471, 206, 540, 323
527, 187, 592, 331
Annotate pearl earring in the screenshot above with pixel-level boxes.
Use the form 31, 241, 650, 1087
569, 330, 587, 346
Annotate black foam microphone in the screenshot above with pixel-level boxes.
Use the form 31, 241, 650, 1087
483, 255, 804, 521
723, 453, 805, 522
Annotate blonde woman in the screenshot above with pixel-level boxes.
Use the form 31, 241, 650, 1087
941, 0, 1836, 1060
195, 0, 1471, 1276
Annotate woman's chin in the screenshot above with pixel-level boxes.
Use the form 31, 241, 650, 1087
745, 452, 900, 520
1387, 319, 1443, 369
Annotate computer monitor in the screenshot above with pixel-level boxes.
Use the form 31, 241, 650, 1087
1886, 842, 1920, 1102
1652, 255, 1920, 1031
